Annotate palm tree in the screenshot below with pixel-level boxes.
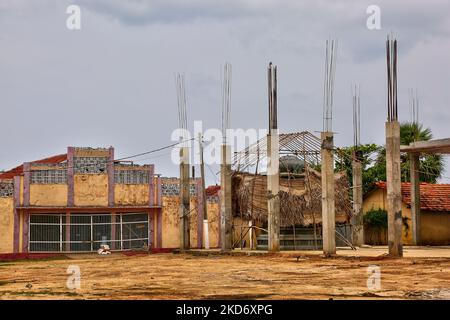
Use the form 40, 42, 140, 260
378, 122, 444, 183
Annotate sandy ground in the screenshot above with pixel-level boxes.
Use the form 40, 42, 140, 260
0, 246, 449, 300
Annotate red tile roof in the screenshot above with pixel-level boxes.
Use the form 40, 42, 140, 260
205, 185, 220, 196
0, 154, 67, 179
375, 181, 450, 212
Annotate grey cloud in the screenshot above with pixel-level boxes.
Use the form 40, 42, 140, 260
0, 0, 449, 182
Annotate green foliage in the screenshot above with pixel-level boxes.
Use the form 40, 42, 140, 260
335, 143, 385, 195
336, 122, 445, 196
363, 208, 387, 230
400, 122, 432, 145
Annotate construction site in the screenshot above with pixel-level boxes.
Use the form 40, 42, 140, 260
1, 2, 450, 304
0, 34, 449, 301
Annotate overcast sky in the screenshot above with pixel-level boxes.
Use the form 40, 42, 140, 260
0, 0, 449, 183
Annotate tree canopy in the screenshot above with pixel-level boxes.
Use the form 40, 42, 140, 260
335, 122, 445, 196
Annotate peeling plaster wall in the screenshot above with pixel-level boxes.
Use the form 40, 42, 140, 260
364, 189, 413, 245
161, 195, 220, 249
30, 185, 68, 206
161, 196, 199, 248
206, 200, 220, 248
421, 211, 450, 245
161, 195, 180, 248
0, 197, 14, 253
115, 184, 149, 206
74, 174, 108, 206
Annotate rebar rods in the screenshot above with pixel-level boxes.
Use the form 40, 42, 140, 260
175, 73, 188, 142
352, 85, 361, 147
222, 63, 232, 144
268, 62, 278, 132
323, 39, 338, 132
386, 34, 398, 122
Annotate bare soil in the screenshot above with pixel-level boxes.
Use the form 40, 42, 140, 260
0, 247, 449, 300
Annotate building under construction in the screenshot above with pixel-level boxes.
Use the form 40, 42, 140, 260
230, 131, 354, 250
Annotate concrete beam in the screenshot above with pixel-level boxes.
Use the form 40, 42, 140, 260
386, 121, 403, 257
179, 147, 190, 251
401, 138, 450, 154
321, 132, 336, 256
220, 144, 233, 251
351, 151, 364, 246
410, 153, 421, 245
267, 132, 280, 252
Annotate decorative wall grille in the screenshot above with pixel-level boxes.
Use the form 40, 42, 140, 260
31, 170, 67, 184
0, 181, 14, 197
114, 170, 150, 184
73, 157, 108, 174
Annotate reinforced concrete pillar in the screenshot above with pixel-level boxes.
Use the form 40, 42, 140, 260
220, 144, 233, 251
410, 153, 421, 246
179, 146, 190, 251
351, 150, 364, 246
386, 121, 403, 257
321, 131, 336, 256
267, 132, 280, 252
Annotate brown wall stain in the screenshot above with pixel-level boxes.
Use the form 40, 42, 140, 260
74, 174, 108, 206
363, 188, 450, 245
115, 184, 149, 206
0, 197, 14, 253
30, 185, 68, 207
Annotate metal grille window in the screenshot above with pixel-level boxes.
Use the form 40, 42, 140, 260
114, 170, 150, 184
29, 213, 150, 252
73, 157, 108, 174
31, 170, 67, 184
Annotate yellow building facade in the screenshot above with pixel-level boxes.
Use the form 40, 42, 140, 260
0, 147, 220, 254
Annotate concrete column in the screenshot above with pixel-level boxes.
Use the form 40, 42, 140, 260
351, 150, 364, 246
179, 146, 190, 250
385, 121, 403, 257
321, 131, 336, 256
220, 144, 233, 251
410, 153, 421, 245
267, 132, 280, 252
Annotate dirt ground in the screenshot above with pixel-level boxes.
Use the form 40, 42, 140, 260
0, 246, 449, 300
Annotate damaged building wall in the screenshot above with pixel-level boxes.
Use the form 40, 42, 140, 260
160, 178, 221, 249
0, 180, 14, 253
74, 174, 109, 207
0, 146, 222, 253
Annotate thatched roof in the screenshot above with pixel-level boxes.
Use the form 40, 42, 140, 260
232, 167, 352, 227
